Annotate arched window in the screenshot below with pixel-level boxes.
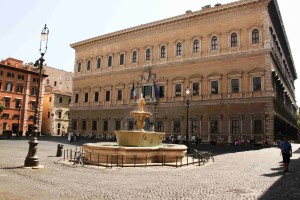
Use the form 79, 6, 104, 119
231, 33, 238, 47
146, 49, 151, 61
120, 54, 125, 65
211, 36, 218, 50
132, 51, 137, 63
252, 29, 259, 44
160, 46, 166, 58
108, 56, 112, 67
176, 43, 182, 56
193, 40, 199, 53
78, 62, 81, 72
97, 58, 101, 69
87, 60, 91, 71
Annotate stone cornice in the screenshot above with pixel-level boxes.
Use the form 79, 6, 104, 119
70, 0, 269, 49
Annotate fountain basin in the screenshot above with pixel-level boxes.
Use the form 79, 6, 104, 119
115, 130, 165, 147
83, 142, 187, 164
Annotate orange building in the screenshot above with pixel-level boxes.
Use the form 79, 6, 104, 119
0, 58, 48, 135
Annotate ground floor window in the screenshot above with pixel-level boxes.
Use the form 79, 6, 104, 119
103, 120, 108, 131
72, 121, 77, 130
231, 120, 240, 134
191, 120, 199, 134
173, 120, 181, 133
82, 120, 86, 130
253, 119, 262, 134
92, 120, 97, 131
210, 120, 219, 133
157, 121, 164, 132
115, 120, 121, 130
128, 120, 134, 130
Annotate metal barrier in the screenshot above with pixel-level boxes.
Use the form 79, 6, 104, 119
63, 148, 214, 168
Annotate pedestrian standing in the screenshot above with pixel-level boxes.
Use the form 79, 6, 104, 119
280, 135, 292, 172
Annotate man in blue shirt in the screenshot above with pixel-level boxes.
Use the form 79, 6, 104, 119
280, 136, 292, 172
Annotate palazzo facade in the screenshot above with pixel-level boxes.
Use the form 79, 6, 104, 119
70, 0, 298, 143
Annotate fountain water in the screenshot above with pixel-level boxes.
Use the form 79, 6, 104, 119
83, 97, 187, 165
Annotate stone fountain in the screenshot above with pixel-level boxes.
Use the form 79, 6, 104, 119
83, 97, 187, 165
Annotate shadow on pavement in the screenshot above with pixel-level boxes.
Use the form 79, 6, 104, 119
259, 157, 300, 199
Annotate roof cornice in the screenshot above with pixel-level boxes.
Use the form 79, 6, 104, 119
70, 0, 266, 49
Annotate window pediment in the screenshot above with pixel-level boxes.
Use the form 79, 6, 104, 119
172, 76, 185, 83
208, 72, 222, 80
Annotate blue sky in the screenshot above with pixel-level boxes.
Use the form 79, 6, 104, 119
0, 0, 299, 104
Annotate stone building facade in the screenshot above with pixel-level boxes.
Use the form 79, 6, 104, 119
0, 58, 48, 135
41, 67, 72, 135
70, 0, 298, 143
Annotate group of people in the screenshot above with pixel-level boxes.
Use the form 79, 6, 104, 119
278, 136, 293, 173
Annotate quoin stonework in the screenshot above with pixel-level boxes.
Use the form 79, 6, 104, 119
70, 0, 298, 143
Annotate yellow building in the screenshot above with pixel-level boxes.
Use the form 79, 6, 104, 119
41, 67, 72, 135
70, 0, 298, 143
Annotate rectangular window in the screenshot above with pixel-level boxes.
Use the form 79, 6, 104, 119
211, 81, 218, 94
231, 79, 239, 93
253, 77, 261, 92
115, 120, 121, 130
4, 98, 10, 107
231, 120, 240, 134
175, 84, 181, 97
48, 112, 50, 118
173, 120, 181, 133
13, 114, 19, 120
253, 120, 262, 134
49, 97, 52, 102
84, 93, 89, 103
92, 120, 97, 131
210, 120, 219, 133
192, 82, 199, 96
191, 120, 199, 134
0, 70, 3, 76
94, 92, 99, 102
3, 123, 7, 130
128, 120, 134, 131
75, 94, 79, 103
105, 91, 110, 101
82, 120, 86, 130
31, 102, 37, 110
18, 74, 25, 80
143, 85, 152, 98
15, 100, 21, 109
117, 90, 122, 101
7, 72, 14, 78
58, 112, 62, 119
159, 86, 165, 98
157, 121, 164, 132
2, 113, 9, 119
103, 120, 108, 131
33, 78, 39, 83
29, 115, 34, 121
72, 121, 77, 130
16, 84, 23, 93
59, 97, 63, 103
6, 82, 13, 91
32, 87, 38, 96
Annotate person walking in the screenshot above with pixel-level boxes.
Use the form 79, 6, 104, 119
280, 135, 292, 172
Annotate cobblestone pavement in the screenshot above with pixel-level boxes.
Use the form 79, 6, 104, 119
0, 138, 300, 200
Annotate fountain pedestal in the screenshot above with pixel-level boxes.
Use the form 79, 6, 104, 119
83, 97, 187, 165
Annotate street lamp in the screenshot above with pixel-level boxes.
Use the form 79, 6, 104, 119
24, 24, 49, 167
185, 87, 190, 152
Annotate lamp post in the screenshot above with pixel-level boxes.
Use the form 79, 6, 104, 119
24, 24, 49, 167
185, 87, 190, 152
